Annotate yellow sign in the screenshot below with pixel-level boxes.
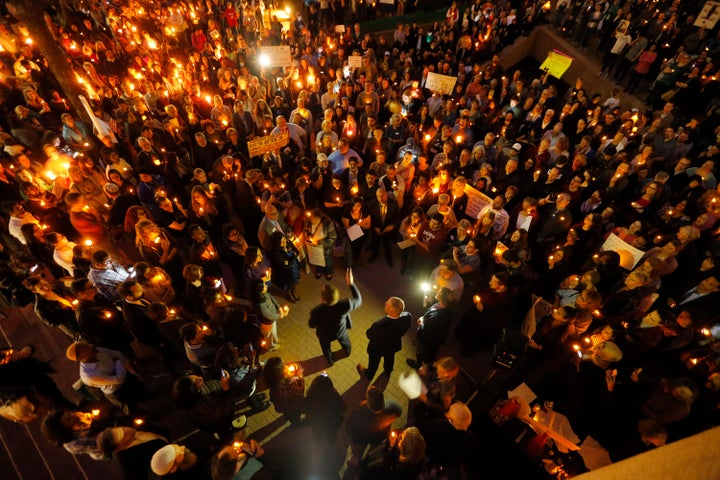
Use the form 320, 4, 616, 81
540, 50, 573, 79
247, 132, 289, 157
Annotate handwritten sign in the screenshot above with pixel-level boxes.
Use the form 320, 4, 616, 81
425, 72, 457, 95
540, 50, 574, 79
259, 46, 293, 67
463, 184, 492, 219
695, 1, 720, 28
334, 24, 346, 33
348, 55, 363, 69
247, 131, 289, 157
600, 233, 645, 270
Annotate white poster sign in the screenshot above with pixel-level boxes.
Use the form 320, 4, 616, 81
424, 72, 457, 95
463, 184, 493, 219
695, 1, 720, 29
600, 233, 645, 270
259, 46, 293, 67
306, 243, 326, 267
348, 55, 363, 69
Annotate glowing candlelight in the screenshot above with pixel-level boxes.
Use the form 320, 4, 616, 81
91, 409, 100, 417
84, 239, 93, 246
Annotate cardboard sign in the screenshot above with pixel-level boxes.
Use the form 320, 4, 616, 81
259, 46, 293, 67
425, 72, 457, 95
335, 24, 346, 33
600, 233, 645, 270
463, 184, 493, 219
379, 0, 395, 4
695, 1, 720, 29
540, 50, 574, 79
348, 55, 363, 69
247, 131, 289, 157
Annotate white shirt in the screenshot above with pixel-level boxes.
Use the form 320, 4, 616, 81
8, 213, 39, 245
54, 241, 77, 276
79, 347, 127, 394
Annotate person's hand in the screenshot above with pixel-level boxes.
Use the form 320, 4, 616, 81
220, 371, 231, 391
631, 368, 643, 383
474, 295, 484, 311
346, 268, 354, 285
605, 369, 617, 392
249, 439, 264, 457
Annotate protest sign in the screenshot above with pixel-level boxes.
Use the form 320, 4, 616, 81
348, 55, 363, 69
695, 1, 720, 29
259, 46, 293, 67
463, 184, 493, 219
425, 72, 457, 95
540, 50, 573, 79
247, 131, 289, 157
600, 233, 645, 270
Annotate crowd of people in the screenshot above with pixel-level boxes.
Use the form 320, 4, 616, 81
0, 0, 719, 477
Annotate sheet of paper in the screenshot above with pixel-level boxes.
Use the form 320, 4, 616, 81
508, 382, 537, 406
346, 224, 364, 241
397, 239, 416, 250
600, 233, 645, 270
306, 243, 326, 267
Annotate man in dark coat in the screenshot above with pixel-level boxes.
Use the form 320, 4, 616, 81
367, 187, 400, 267
308, 269, 362, 366
357, 296, 412, 380
407, 287, 455, 368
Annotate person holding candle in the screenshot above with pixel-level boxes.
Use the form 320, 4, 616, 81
248, 278, 287, 351
358, 426, 428, 479
135, 219, 182, 282
305, 208, 338, 279
65, 192, 108, 242
456, 272, 515, 354
96, 426, 168, 480
171, 371, 248, 439
41, 407, 111, 459
263, 356, 306, 426
23, 275, 79, 337
66, 340, 139, 414
345, 385, 403, 463
268, 231, 301, 302
209, 440, 270, 480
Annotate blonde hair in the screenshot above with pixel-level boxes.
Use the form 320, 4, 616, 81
398, 427, 426, 464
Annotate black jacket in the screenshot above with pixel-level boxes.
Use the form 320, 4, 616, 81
366, 312, 412, 353
309, 284, 362, 341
